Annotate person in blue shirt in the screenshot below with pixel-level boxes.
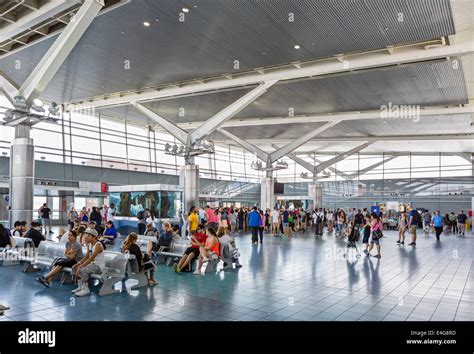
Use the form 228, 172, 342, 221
432, 211, 444, 241
101, 221, 117, 244
407, 208, 419, 246
247, 206, 261, 245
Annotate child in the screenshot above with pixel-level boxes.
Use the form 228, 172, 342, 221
217, 226, 242, 268
362, 217, 371, 255
344, 223, 361, 258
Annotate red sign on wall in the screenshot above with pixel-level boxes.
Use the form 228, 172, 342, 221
101, 182, 108, 193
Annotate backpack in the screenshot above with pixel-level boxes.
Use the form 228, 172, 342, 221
137, 210, 145, 220
413, 211, 421, 224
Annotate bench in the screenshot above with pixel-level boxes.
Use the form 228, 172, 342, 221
157, 239, 190, 266
62, 251, 129, 296
0, 237, 35, 266
124, 253, 153, 290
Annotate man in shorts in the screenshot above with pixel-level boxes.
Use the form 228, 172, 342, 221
36, 230, 83, 287
173, 224, 207, 273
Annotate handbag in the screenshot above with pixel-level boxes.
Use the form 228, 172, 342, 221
373, 229, 383, 239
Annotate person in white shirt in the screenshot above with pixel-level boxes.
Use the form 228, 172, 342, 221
271, 208, 280, 236
218, 232, 242, 268
107, 203, 116, 222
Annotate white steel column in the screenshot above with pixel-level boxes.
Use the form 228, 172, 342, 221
9, 126, 35, 224
308, 183, 323, 210
180, 164, 200, 214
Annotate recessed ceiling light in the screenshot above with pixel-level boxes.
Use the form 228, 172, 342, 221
182, 7, 189, 12
294, 44, 301, 49
143, 21, 150, 27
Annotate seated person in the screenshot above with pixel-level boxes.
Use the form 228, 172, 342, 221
71, 228, 105, 297
100, 221, 117, 244
144, 223, 157, 236
0, 224, 12, 248
146, 222, 173, 255
56, 227, 67, 241
35, 230, 83, 288
193, 227, 220, 276
10, 221, 22, 237
217, 227, 242, 268
122, 233, 157, 286
173, 224, 207, 273
25, 222, 46, 247
171, 225, 181, 240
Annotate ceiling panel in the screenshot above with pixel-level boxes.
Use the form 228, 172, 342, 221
94, 59, 468, 129
0, 0, 456, 103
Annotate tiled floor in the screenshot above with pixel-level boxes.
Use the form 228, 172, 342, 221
1, 228, 473, 321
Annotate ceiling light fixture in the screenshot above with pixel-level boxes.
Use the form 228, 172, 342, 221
294, 45, 301, 49
31, 98, 45, 113
143, 21, 150, 27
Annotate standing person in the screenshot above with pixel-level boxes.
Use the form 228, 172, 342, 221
237, 208, 244, 231
71, 229, 105, 297
198, 207, 206, 225
336, 210, 346, 237
219, 207, 228, 234
107, 203, 116, 223
137, 208, 151, 235
229, 209, 237, 233
432, 211, 444, 241
457, 211, 467, 237
281, 207, 290, 237
248, 206, 261, 245
397, 212, 408, 245
265, 209, 272, 232
313, 209, 323, 237
354, 209, 364, 230
300, 208, 307, 232
407, 208, 419, 246
67, 207, 79, 230
258, 209, 265, 244
271, 208, 280, 236
343, 223, 361, 258
39, 203, 53, 234
367, 213, 382, 258
35, 230, 83, 288
449, 212, 457, 234
362, 217, 371, 255
90, 207, 102, 226
423, 210, 431, 234
188, 206, 199, 237
206, 206, 218, 232
326, 209, 334, 233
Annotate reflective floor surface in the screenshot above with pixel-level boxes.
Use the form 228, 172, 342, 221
0, 228, 473, 321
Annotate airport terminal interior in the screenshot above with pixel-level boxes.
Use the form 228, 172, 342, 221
0, 0, 473, 323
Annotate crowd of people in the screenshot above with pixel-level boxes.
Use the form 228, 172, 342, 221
0, 202, 471, 301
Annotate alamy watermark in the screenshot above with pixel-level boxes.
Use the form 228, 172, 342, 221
380, 102, 421, 122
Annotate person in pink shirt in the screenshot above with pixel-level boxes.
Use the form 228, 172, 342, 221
367, 213, 383, 258
206, 205, 219, 232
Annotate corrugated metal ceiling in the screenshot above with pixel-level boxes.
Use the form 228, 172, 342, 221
0, 0, 456, 103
